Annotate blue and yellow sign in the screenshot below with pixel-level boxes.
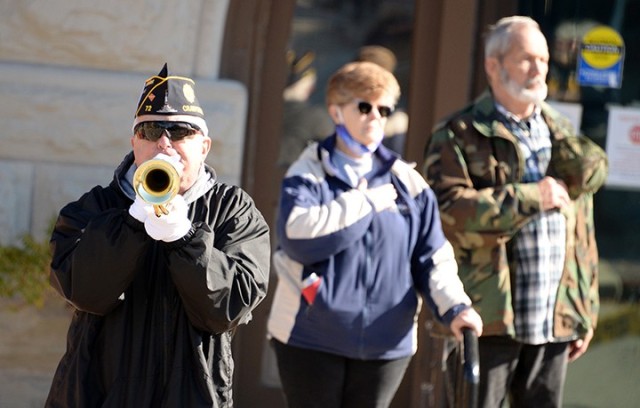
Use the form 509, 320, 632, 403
577, 25, 625, 88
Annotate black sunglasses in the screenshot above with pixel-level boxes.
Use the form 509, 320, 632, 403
356, 101, 394, 118
134, 121, 201, 142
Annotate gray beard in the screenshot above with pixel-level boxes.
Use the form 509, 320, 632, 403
500, 69, 548, 104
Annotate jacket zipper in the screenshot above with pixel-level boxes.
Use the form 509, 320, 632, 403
359, 229, 374, 359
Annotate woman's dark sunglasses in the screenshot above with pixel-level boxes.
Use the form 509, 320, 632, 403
134, 121, 201, 142
357, 101, 394, 118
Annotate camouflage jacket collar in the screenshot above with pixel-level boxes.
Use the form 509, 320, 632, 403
467, 92, 513, 141
468, 90, 575, 141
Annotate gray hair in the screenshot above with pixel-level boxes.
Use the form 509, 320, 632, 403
484, 16, 542, 59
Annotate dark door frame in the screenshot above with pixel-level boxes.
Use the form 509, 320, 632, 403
219, 2, 297, 407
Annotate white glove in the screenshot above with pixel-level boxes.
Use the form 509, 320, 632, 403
128, 195, 154, 223
144, 195, 192, 242
153, 152, 184, 174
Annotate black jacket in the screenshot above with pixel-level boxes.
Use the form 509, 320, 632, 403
46, 153, 270, 407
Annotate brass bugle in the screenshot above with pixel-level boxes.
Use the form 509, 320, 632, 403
133, 158, 180, 217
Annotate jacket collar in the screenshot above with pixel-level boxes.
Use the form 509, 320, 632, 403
467, 90, 575, 141
316, 134, 399, 180
464, 91, 515, 141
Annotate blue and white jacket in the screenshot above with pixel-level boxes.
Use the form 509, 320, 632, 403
267, 136, 471, 360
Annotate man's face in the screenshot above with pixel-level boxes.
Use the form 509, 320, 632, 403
488, 26, 550, 106
131, 121, 211, 194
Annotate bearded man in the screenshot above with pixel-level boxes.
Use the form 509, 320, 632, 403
423, 16, 607, 408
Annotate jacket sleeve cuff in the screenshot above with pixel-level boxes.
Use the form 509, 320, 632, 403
441, 303, 470, 325
515, 182, 543, 212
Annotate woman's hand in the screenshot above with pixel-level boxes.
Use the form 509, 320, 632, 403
449, 307, 483, 341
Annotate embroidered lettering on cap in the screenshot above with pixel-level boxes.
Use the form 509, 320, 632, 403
183, 105, 203, 115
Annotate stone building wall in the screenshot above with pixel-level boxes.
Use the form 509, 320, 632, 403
0, 0, 245, 245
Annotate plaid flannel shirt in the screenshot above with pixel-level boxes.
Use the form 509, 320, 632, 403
497, 105, 566, 345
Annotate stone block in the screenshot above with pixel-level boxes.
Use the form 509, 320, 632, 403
0, 162, 33, 246
0, 0, 230, 78
32, 163, 115, 242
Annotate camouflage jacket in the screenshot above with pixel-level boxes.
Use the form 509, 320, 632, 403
423, 91, 604, 340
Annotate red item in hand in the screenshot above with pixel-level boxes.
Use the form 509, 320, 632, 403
301, 273, 321, 305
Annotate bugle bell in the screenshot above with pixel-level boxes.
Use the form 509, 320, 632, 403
133, 158, 180, 217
